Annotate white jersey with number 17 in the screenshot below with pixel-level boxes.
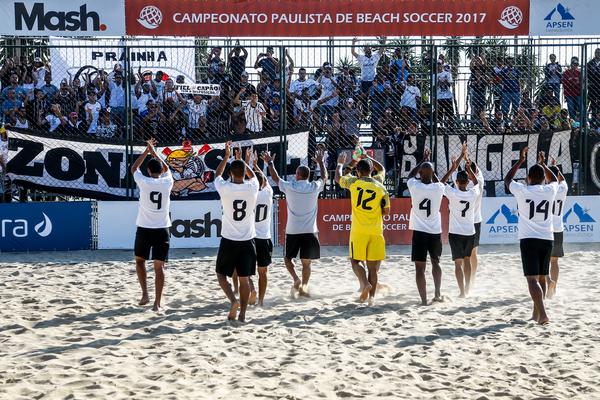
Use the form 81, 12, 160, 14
215, 176, 259, 241
552, 181, 569, 233
407, 178, 445, 234
134, 169, 174, 229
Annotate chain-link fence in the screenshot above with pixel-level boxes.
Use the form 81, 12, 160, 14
1, 37, 599, 201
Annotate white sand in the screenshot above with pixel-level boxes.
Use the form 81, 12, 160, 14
1, 244, 600, 399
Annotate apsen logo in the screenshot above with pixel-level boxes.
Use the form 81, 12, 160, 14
137, 6, 163, 30
498, 6, 524, 30
14, 2, 107, 32
34, 213, 52, 237
563, 203, 595, 234
543, 3, 575, 31
486, 204, 518, 234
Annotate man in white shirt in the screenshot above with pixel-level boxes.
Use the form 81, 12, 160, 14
504, 147, 558, 325
400, 74, 422, 121
352, 37, 385, 118
235, 90, 266, 133
130, 138, 174, 312
407, 148, 446, 305
214, 141, 259, 322
289, 68, 318, 99
263, 148, 327, 296
441, 145, 481, 298
547, 162, 568, 299
436, 61, 454, 125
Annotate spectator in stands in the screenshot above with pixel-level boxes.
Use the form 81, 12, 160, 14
335, 66, 357, 102
185, 93, 208, 140
1, 73, 26, 102
43, 104, 67, 133
40, 73, 58, 103
469, 61, 489, 120
373, 107, 396, 146
492, 58, 504, 113
399, 74, 421, 121
30, 89, 47, 129
135, 80, 157, 116
436, 61, 454, 125
289, 67, 318, 100
511, 106, 532, 132
141, 100, 166, 140
390, 47, 409, 84
557, 109, 572, 130
234, 90, 266, 134
477, 111, 493, 134
2, 88, 24, 123
234, 71, 256, 102
293, 88, 317, 127
162, 78, 184, 105
268, 93, 282, 131
0, 127, 8, 203
254, 46, 280, 81
7, 107, 29, 129
500, 56, 521, 119
65, 111, 83, 135
22, 73, 34, 101
228, 42, 248, 84
96, 109, 118, 138
489, 109, 506, 134
85, 91, 102, 134
256, 72, 273, 107
70, 75, 87, 104
587, 49, 600, 116
369, 73, 391, 125
341, 97, 360, 138
316, 64, 339, 123
107, 63, 123, 82
352, 37, 386, 117
589, 112, 600, 134
208, 47, 223, 75
544, 54, 562, 100
32, 57, 47, 90
152, 70, 165, 100
538, 115, 551, 132
55, 79, 77, 116
563, 57, 581, 120
109, 72, 126, 125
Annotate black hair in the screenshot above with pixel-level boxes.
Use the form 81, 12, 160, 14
528, 164, 545, 183
230, 160, 245, 178
356, 159, 372, 175
548, 165, 560, 176
147, 158, 162, 175
456, 170, 469, 183
297, 165, 310, 179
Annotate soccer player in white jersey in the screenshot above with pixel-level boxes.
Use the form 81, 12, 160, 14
248, 150, 273, 306
441, 145, 481, 298
407, 149, 446, 305
505, 147, 558, 325
262, 148, 327, 296
547, 159, 568, 299
130, 138, 174, 312
214, 141, 259, 322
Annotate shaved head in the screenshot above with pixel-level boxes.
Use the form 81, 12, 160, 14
296, 165, 310, 180
419, 162, 434, 181
528, 164, 545, 185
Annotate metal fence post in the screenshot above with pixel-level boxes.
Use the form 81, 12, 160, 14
279, 45, 287, 177
580, 44, 588, 195
123, 43, 133, 200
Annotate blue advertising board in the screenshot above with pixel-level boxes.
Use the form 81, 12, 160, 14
0, 202, 92, 252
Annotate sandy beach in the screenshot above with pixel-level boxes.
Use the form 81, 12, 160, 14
1, 244, 599, 399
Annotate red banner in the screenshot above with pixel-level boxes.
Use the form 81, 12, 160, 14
126, 0, 530, 37
277, 199, 449, 246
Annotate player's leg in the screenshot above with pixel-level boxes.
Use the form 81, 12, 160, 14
216, 238, 239, 320
548, 256, 559, 299
298, 233, 320, 296
217, 273, 239, 320
232, 271, 239, 295
470, 223, 481, 286
257, 267, 268, 306
526, 276, 548, 324
350, 232, 370, 301
248, 276, 257, 305
134, 228, 151, 306
538, 275, 548, 299
135, 256, 149, 305
415, 262, 428, 305
284, 257, 301, 290
454, 259, 465, 298
150, 228, 170, 312
152, 260, 165, 311
366, 261, 380, 300
463, 256, 472, 296
299, 259, 312, 297
430, 234, 443, 302
237, 240, 257, 322
255, 238, 272, 306
284, 234, 302, 290
238, 276, 251, 322
411, 231, 429, 305
366, 234, 385, 300
351, 259, 370, 302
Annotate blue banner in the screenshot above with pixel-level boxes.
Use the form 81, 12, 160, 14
0, 202, 92, 252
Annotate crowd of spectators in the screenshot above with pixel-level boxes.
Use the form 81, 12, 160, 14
0, 42, 595, 148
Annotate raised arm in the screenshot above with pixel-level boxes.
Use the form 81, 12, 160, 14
408, 148, 430, 179
261, 151, 280, 184
130, 142, 150, 175
440, 156, 462, 184
550, 157, 565, 183
334, 152, 347, 184
351, 38, 359, 58
465, 156, 478, 186
215, 140, 232, 178
538, 151, 557, 183
504, 146, 528, 189
378, 36, 387, 56
313, 147, 328, 182
360, 145, 383, 173
146, 138, 169, 174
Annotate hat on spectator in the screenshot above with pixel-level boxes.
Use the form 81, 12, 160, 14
571, 57, 579, 65
266, 46, 274, 52
241, 71, 249, 77
33, 57, 42, 63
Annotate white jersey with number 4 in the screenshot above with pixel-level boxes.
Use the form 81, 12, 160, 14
552, 181, 569, 233
134, 169, 174, 229
215, 176, 259, 241
444, 185, 481, 236
509, 181, 558, 240
407, 178, 445, 234
255, 184, 273, 239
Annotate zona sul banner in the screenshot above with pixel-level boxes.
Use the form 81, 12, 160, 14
125, 0, 530, 37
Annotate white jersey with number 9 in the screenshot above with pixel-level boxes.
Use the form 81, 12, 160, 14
134, 169, 174, 229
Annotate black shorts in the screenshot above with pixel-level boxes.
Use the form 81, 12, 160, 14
216, 238, 257, 278
551, 232, 564, 258
134, 227, 170, 262
448, 233, 475, 260
285, 233, 320, 260
411, 230, 442, 263
520, 238, 553, 276
255, 238, 273, 267
361, 80, 374, 94
473, 222, 481, 248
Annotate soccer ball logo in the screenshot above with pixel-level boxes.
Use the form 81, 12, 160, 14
498, 6, 523, 30
137, 6, 163, 30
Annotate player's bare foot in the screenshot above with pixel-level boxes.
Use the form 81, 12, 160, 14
432, 296, 444, 303
458, 292, 466, 298
227, 301, 240, 320
298, 284, 310, 297
547, 281, 556, 299
249, 290, 257, 305
238, 312, 246, 323
538, 316, 550, 325
359, 284, 372, 303
419, 300, 429, 306
293, 279, 301, 291
152, 303, 160, 312
139, 295, 149, 306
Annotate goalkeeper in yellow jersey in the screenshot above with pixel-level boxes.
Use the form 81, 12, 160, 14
335, 152, 391, 303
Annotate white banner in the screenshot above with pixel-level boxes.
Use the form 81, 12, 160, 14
530, 0, 595, 35
49, 37, 196, 86
174, 84, 221, 96
480, 196, 600, 244
0, 0, 125, 36
98, 200, 224, 249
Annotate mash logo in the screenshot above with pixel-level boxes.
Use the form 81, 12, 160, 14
137, 5, 162, 29
543, 3, 575, 31
498, 6, 524, 30
14, 2, 107, 32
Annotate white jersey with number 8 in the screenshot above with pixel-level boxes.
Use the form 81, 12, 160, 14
134, 169, 174, 229
215, 176, 259, 241
408, 178, 445, 234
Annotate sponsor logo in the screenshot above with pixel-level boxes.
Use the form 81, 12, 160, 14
1, 213, 53, 238
498, 6, 524, 30
485, 204, 518, 234
170, 212, 222, 238
14, 2, 107, 32
543, 3, 575, 31
563, 202, 595, 234
137, 5, 162, 29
